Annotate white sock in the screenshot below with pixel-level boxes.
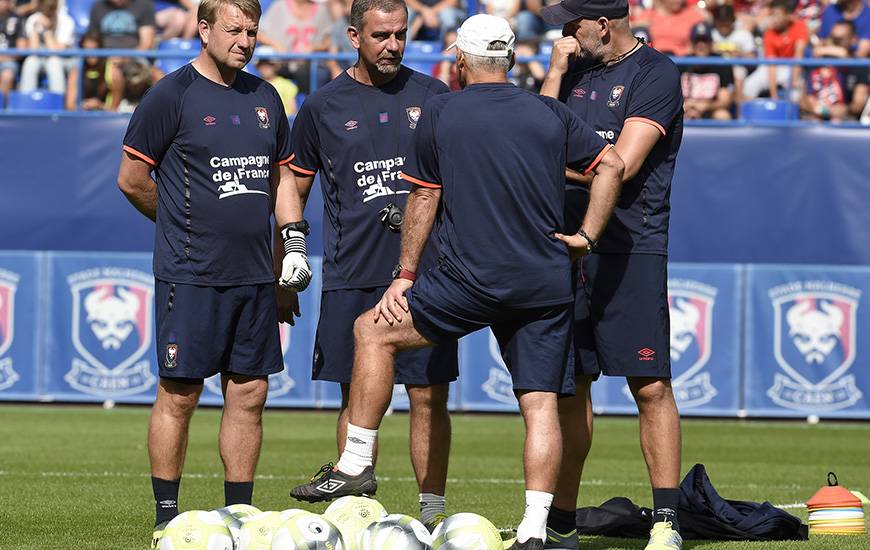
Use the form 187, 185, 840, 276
419, 492, 446, 524
516, 490, 553, 543
335, 423, 377, 476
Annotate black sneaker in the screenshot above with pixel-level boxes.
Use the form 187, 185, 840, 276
289, 462, 377, 503
508, 538, 545, 550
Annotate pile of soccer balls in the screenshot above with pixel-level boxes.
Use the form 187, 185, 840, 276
158, 496, 505, 549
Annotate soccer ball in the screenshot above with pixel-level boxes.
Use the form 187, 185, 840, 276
159, 510, 233, 550
323, 496, 388, 550
358, 514, 433, 550
271, 511, 345, 549
431, 513, 503, 550
236, 511, 293, 550
215, 504, 262, 539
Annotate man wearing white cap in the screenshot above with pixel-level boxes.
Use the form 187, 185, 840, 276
291, 13, 624, 549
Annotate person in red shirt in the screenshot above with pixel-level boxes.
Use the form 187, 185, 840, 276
744, 0, 808, 99
635, 0, 708, 56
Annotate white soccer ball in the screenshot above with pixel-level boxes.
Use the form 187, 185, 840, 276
236, 511, 294, 550
159, 510, 233, 550
323, 496, 388, 550
214, 503, 262, 542
271, 511, 345, 549
358, 514, 433, 550
431, 513, 503, 550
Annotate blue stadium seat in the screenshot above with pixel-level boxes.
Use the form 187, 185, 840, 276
156, 38, 200, 75
741, 99, 798, 122
7, 90, 65, 111
404, 40, 440, 76
66, 0, 93, 35
260, 0, 274, 14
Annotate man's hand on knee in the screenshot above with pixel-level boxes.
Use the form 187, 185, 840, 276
374, 279, 413, 325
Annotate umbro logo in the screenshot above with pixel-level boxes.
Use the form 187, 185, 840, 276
203, 115, 216, 126
345, 120, 358, 131
316, 479, 347, 493
348, 437, 365, 445
637, 347, 656, 361
158, 499, 177, 508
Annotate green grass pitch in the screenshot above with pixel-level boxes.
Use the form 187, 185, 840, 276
1, 404, 868, 549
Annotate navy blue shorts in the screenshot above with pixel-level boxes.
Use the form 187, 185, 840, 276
407, 265, 574, 395
155, 280, 283, 380
313, 287, 459, 385
573, 253, 671, 379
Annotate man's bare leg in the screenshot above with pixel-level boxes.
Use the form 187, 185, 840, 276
148, 378, 203, 526
407, 383, 451, 526
219, 374, 269, 505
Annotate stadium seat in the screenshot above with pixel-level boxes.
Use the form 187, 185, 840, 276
66, 0, 93, 35
7, 90, 65, 111
404, 40, 440, 76
156, 38, 200, 75
741, 99, 798, 122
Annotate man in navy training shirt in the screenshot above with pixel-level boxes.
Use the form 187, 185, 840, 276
284, 0, 459, 529
116, 0, 313, 547
291, 14, 624, 550
539, 0, 685, 549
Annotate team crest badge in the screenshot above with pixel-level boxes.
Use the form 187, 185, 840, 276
667, 280, 718, 408
165, 344, 178, 369
65, 268, 156, 396
255, 106, 270, 129
768, 282, 862, 410
607, 85, 625, 108
406, 106, 422, 129
0, 271, 20, 391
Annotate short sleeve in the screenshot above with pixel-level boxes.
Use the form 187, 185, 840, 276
625, 60, 683, 137
561, 105, 610, 175
137, 0, 156, 27
272, 87, 292, 165
400, 98, 441, 188
793, 20, 809, 43
122, 81, 181, 166
287, 99, 322, 175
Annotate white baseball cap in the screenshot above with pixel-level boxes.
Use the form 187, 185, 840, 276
449, 14, 515, 58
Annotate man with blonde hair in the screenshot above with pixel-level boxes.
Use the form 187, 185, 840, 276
117, 0, 312, 546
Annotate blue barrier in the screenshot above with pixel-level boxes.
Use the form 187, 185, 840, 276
2, 251, 869, 419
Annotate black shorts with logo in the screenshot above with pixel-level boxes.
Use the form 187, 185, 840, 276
573, 253, 671, 379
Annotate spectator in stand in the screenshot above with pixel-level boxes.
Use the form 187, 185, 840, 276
793, 0, 823, 35
680, 22, 734, 119
731, 0, 768, 35
155, 0, 198, 39
818, 0, 870, 58
433, 27, 459, 89
406, 0, 463, 40
482, 0, 521, 33
325, 0, 354, 78
516, 0, 562, 42
743, 0, 807, 100
637, 0, 708, 56
19, 0, 74, 94
0, 0, 26, 104
14, 0, 37, 17
711, 4, 755, 102
801, 20, 870, 120
258, 0, 331, 93
509, 38, 545, 92
116, 55, 151, 111
87, 0, 156, 110
255, 47, 299, 115
65, 30, 109, 110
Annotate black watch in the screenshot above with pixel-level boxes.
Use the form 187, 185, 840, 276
391, 263, 404, 279
280, 220, 310, 237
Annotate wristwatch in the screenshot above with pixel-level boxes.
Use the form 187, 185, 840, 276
280, 220, 310, 237
392, 264, 416, 282
577, 228, 597, 251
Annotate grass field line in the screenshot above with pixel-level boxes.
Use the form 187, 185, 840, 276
0, 469, 813, 493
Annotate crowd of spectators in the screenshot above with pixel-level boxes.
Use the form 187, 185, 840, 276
0, 0, 868, 122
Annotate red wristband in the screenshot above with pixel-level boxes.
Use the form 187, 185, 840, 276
398, 269, 417, 282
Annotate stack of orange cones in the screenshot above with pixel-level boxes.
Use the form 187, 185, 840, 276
806, 473, 865, 536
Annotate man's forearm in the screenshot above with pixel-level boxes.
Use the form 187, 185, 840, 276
398, 186, 440, 272
122, 179, 158, 221
580, 151, 624, 243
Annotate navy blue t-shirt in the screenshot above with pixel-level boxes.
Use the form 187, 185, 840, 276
402, 83, 609, 308
560, 45, 683, 255
123, 64, 292, 285
289, 66, 449, 291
